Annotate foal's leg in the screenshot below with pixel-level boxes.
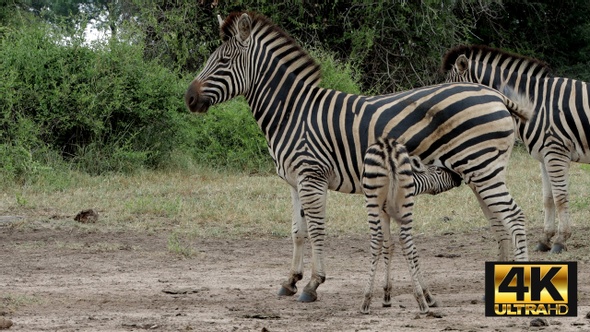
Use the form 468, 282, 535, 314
360, 209, 387, 314
397, 220, 431, 313
381, 215, 393, 308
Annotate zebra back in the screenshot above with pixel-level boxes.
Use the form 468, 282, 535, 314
441, 45, 552, 89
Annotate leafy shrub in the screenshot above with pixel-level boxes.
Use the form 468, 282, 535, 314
1, 19, 190, 174
177, 98, 273, 173
1, 16, 363, 178
310, 47, 362, 95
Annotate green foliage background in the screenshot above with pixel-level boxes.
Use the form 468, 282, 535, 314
1, 0, 590, 184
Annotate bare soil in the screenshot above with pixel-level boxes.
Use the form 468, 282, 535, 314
1, 222, 589, 332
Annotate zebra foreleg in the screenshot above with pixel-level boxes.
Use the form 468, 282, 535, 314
295, 175, 329, 302
278, 187, 307, 297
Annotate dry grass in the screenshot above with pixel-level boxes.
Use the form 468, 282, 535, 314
2, 146, 589, 245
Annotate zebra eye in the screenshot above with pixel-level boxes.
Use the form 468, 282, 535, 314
219, 55, 230, 64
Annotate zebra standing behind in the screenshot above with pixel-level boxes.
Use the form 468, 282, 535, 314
360, 137, 461, 314
185, 12, 533, 304
442, 45, 590, 253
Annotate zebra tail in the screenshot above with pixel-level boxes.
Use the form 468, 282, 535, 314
385, 141, 413, 218
500, 85, 535, 122
385, 142, 400, 213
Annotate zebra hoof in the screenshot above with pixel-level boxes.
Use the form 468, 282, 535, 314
383, 293, 392, 307
550, 243, 566, 254
360, 302, 371, 314
297, 290, 317, 302
534, 242, 551, 252
278, 285, 297, 296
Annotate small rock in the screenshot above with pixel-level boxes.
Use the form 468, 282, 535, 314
530, 318, 548, 327
435, 253, 461, 258
162, 288, 200, 295
426, 311, 444, 318
586, 311, 590, 319
0, 317, 13, 329
74, 209, 99, 223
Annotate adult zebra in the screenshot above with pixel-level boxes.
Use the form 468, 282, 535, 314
185, 12, 532, 303
361, 137, 462, 314
442, 45, 590, 254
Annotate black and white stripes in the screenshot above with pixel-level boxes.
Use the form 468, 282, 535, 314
185, 12, 532, 306
442, 45, 590, 253
360, 137, 461, 314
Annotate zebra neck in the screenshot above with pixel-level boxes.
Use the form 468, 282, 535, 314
245, 68, 320, 140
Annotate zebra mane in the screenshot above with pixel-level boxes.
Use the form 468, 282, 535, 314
220, 12, 322, 86
441, 45, 552, 77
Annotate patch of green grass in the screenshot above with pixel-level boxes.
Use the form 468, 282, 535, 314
1, 294, 41, 311
1, 147, 589, 243
167, 231, 195, 258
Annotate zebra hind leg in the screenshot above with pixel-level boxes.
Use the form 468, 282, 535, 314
547, 159, 571, 254
360, 210, 386, 314
472, 182, 529, 261
398, 223, 431, 313
535, 162, 556, 252
381, 223, 393, 308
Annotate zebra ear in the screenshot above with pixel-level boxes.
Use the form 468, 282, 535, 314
456, 54, 469, 73
217, 15, 224, 27
237, 13, 252, 42
409, 156, 425, 173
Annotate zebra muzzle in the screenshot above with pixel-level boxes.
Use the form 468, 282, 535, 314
185, 80, 211, 113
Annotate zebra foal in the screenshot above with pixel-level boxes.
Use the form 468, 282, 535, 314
185, 12, 533, 305
361, 137, 461, 314
442, 45, 590, 253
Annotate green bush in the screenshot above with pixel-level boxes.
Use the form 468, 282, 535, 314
1, 19, 190, 174
183, 98, 273, 173
0, 16, 363, 179
310, 47, 362, 95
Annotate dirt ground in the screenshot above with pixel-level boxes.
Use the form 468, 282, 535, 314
1, 221, 589, 332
